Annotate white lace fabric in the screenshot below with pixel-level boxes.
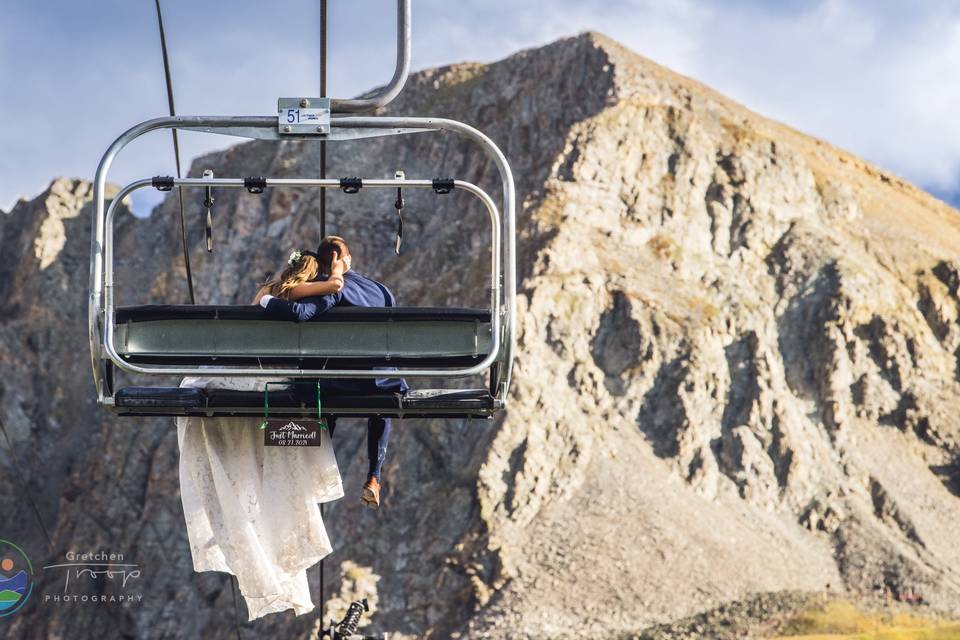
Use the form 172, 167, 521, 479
176, 376, 343, 620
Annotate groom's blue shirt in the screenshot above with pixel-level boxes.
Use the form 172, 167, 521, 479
263, 270, 407, 394
263, 270, 396, 322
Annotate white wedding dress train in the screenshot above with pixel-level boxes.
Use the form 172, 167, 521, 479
176, 376, 343, 620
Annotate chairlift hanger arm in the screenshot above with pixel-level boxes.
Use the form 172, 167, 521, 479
278, 0, 410, 116
331, 0, 410, 113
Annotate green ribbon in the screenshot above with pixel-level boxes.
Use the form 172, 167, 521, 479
259, 380, 326, 430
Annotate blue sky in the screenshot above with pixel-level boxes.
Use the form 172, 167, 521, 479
2, 0, 960, 214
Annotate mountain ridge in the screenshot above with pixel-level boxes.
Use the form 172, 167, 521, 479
1, 31, 959, 639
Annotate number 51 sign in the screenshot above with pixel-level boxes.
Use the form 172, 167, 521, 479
278, 97, 331, 135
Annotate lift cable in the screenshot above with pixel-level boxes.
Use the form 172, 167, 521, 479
150, 8, 247, 632
319, 0, 329, 241
318, 0, 328, 630
0, 414, 56, 556
154, 0, 197, 305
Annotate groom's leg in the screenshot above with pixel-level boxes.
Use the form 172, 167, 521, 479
367, 416, 391, 481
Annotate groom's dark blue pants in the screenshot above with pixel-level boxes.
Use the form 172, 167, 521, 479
303, 377, 407, 481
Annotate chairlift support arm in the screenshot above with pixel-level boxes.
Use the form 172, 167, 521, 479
331, 0, 410, 113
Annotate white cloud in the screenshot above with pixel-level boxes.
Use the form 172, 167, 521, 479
673, 0, 960, 191
2, 0, 960, 213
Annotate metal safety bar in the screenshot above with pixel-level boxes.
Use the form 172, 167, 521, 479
100, 177, 500, 382
89, 116, 516, 406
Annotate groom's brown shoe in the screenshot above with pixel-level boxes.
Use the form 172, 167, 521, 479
360, 476, 381, 509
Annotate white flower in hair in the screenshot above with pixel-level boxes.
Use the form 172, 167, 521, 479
288, 250, 303, 266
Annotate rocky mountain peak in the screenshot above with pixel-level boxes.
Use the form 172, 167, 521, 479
2, 32, 960, 639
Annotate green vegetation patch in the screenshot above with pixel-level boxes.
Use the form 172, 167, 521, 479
774, 600, 960, 640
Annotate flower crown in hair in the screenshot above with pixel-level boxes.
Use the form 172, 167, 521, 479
288, 249, 318, 266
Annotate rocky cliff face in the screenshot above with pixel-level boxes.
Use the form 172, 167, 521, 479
1, 32, 959, 639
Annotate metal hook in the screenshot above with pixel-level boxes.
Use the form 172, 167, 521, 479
394, 169, 405, 255
202, 169, 215, 252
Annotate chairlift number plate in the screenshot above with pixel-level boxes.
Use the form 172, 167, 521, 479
277, 97, 331, 135
263, 418, 325, 447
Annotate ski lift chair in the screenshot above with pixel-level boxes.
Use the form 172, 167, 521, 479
90, 0, 515, 421
89, 120, 516, 420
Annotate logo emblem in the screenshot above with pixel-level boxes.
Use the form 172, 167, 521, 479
0, 539, 33, 617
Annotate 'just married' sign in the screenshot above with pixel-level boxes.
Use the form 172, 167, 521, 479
263, 419, 325, 447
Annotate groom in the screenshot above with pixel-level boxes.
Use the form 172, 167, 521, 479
259, 236, 407, 509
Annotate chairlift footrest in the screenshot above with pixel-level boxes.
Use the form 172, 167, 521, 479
113, 387, 495, 418
115, 387, 205, 408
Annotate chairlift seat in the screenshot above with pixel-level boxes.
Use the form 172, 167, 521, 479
113, 304, 493, 368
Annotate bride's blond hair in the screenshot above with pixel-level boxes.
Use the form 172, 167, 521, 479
258, 251, 320, 300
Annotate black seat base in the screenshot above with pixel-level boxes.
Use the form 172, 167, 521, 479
113, 386, 496, 419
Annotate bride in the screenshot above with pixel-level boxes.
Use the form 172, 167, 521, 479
252, 248, 344, 304
175, 248, 346, 620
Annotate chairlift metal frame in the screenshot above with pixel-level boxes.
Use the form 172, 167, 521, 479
89, 9, 516, 418
101, 175, 503, 376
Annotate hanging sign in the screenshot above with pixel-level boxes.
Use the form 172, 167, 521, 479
263, 418, 326, 447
